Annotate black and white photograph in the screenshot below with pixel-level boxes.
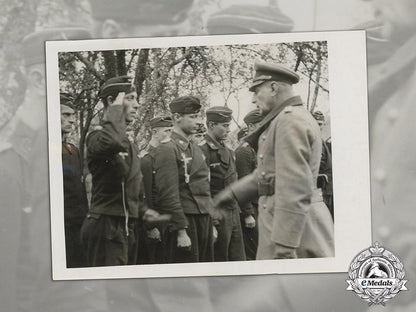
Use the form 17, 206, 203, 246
3, 0, 416, 310
47, 32, 370, 279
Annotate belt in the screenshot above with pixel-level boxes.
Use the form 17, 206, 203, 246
258, 180, 275, 196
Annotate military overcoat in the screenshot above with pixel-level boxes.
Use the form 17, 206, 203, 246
232, 96, 334, 259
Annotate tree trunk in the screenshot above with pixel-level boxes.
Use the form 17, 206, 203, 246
102, 51, 117, 79
310, 46, 322, 112
116, 50, 127, 76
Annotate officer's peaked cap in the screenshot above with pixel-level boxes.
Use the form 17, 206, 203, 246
207, 5, 294, 34
249, 61, 299, 91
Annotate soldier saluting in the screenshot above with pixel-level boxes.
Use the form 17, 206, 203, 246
153, 96, 217, 263
214, 62, 334, 259
82, 76, 142, 266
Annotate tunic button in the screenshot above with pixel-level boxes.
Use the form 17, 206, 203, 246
263, 205, 267, 209
374, 168, 386, 184
259, 154, 264, 159
387, 109, 399, 123
22, 206, 32, 214
261, 171, 266, 176
262, 135, 266, 141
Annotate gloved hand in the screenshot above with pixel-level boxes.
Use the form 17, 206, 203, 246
177, 229, 191, 250
273, 243, 297, 259
146, 227, 161, 242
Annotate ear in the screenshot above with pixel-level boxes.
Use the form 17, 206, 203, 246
173, 112, 182, 122
106, 95, 114, 105
270, 81, 279, 96
101, 19, 123, 38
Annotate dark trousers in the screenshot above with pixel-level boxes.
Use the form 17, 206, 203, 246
240, 204, 259, 261
215, 208, 246, 261
166, 214, 214, 263
137, 223, 167, 264
65, 222, 87, 268
81, 214, 139, 267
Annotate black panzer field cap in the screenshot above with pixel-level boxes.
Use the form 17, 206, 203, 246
206, 106, 233, 123
169, 96, 201, 114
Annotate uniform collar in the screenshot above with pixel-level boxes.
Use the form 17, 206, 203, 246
204, 133, 224, 150
171, 131, 190, 150
244, 95, 303, 151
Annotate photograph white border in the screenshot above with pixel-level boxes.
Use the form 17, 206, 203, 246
46, 31, 371, 280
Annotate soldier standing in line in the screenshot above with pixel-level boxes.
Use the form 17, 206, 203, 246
138, 116, 173, 264
82, 75, 142, 266
214, 61, 334, 259
312, 111, 333, 221
60, 93, 89, 268
153, 96, 218, 263
191, 122, 207, 145
234, 109, 265, 260
199, 106, 245, 261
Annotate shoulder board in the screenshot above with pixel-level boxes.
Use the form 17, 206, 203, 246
160, 137, 171, 144
283, 106, 293, 113
208, 142, 218, 150
198, 140, 206, 146
93, 125, 103, 131
242, 142, 249, 147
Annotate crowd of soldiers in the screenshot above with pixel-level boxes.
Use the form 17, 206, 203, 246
61, 62, 334, 267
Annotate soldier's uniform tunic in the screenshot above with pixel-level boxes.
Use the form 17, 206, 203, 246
232, 96, 334, 259
200, 133, 246, 261
84, 105, 142, 266
154, 131, 214, 263
235, 141, 258, 260
62, 141, 88, 267
138, 145, 166, 264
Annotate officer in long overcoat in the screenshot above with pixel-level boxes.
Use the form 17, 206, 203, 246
214, 62, 334, 259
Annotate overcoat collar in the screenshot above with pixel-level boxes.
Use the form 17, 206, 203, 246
244, 95, 303, 151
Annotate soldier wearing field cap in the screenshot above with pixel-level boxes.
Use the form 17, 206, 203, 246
89, 0, 194, 38
60, 92, 89, 268
82, 75, 143, 266
138, 115, 173, 264
206, 4, 294, 35
153, 96, 218, 263
214, 61, 334, 259
199, 106, 245, 261
234, 109, 265, 260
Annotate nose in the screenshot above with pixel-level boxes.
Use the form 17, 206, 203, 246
251, 94, 257, 105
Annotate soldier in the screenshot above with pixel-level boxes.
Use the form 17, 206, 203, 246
191, 122, 206, 145
82, 75, 142, 266
199, 106, 245, 261
89, 0, 194, 38
234, 109, 265, 260
312, 111, 333, 220
153, 96, 218, 263
60, 93, 89, 267
138, 116, 173, 264
214, 61, 334, 259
